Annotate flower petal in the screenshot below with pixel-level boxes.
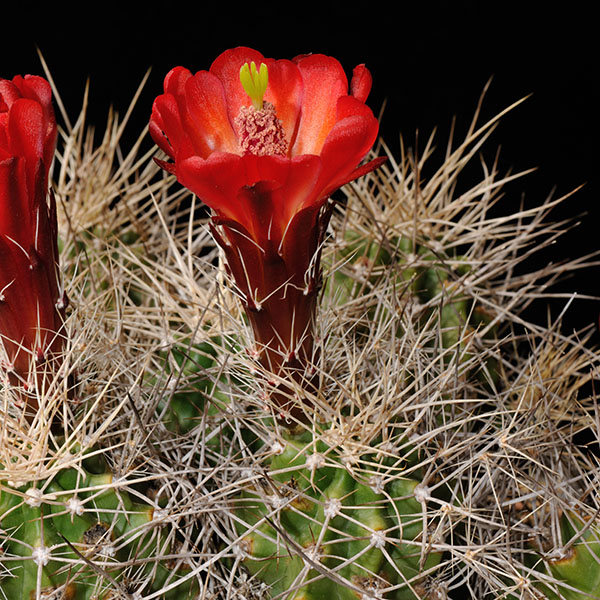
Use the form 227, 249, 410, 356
177, 153, 245, 215
242, 154, 322, 236
210, 47, 266, 128
0, 76, 56, 172
350, 64, 372, 103
313, 98, 380, 199
149, 92, 182, 159
182, 70, 239, 156
263, 58, 302, 150
8, 99, 44, 163
292, 54, 348, 155
149, 67, 192, 159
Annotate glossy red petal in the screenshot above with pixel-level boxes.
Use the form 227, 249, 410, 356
241, 154, 322, 237
322, 156, 387, 199
335, 94, 376, 121
150, 68, 193, 158
149, 94, 180, 158
8, 98, 44, 163
7, 101, 48, 214
152, 156, 176, 175
268, 154, 322, 230
163, 66, 192, 98
177, 153, 248, 221
0, 79, 21, 109
262, 58, 302, 150
350, 64, 372, 103
182, 70, 239, 156
210, 47, 265, 132
292, 54, 348, 155
243, 154, 323, 244
314, 108, 379, 200
2, 76, 56, 170
13, 75, 53, 107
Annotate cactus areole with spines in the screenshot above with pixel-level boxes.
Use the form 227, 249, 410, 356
149, 47, 384, 416
236, 430, 444, 599
529, 512, 600, 600
0, 456, 198, 599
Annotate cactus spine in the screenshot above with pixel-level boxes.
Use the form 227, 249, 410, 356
0, 54, 598, 600
0, 454, 197, 599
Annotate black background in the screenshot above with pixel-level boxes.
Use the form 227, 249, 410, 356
3, 4, 597, 339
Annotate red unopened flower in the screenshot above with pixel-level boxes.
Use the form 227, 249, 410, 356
0, 74, 65, 408
150, 47, 384, 412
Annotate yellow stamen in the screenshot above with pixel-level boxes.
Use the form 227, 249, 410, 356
240, 61, 268, 110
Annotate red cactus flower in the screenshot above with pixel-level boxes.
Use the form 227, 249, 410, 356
150, 47, 384, 413
0, 74, 65, 408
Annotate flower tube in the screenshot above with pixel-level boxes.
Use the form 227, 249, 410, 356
150, 47, 384, 415
0, 75, 65, 411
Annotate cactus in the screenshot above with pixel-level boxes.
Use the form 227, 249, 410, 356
0, 49, 597, 600
525, 512, 600, 600
152, 338, 224, 434
327, 231, 498, 384
0, 451, 198, 599
235, 430, 445, 599
142, 49, 599, 600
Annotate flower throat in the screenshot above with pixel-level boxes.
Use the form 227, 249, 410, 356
235, 62, 287, 157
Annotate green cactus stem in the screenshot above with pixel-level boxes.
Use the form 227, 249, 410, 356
0, 455, 198, 599
531, 512, 600, 600
235, 430, 444, 599
151, 337, 233, 448
327, 232, 498, 384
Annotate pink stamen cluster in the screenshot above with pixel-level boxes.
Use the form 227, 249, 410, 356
235, 102, 288, 157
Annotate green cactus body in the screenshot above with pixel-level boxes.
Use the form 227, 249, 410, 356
531, 513, 600, 600
0, 459, 197, 599
236, 432, 442, 599
154, 338, 231, 440
60, 228, 146, 307
328, 232, 498, 383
